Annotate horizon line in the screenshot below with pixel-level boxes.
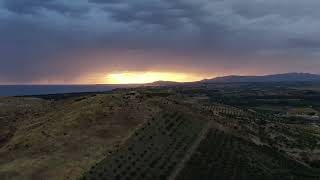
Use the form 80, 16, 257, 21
0, 72, 319, 85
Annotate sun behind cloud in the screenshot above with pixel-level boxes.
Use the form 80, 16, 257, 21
105, 71, 202, 84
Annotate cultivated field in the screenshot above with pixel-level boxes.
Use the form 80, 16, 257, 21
1, 87, 320, 179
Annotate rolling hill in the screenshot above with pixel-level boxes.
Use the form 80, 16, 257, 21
1, 89, 320, 180
202, 73, 320, 83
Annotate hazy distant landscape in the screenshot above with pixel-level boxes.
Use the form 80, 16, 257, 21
0, 85, 141, 97
2, 73, 320, 97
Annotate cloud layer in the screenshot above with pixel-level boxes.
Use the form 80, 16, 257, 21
0, 0, 320, 83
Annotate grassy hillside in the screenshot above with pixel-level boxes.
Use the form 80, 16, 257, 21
1, 89, 320, 180
177, 129, 318, 180
0, 92, 164, 179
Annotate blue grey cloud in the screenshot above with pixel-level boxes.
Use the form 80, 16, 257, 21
0, 0, 320, 83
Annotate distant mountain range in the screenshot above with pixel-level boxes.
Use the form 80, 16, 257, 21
146, 73, 320, 86
201, 73, 320, 83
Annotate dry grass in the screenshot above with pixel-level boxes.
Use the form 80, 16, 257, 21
0, 93, 160, 180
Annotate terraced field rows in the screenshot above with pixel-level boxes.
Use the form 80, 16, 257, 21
81, 111, 208, 180
80, 101, 320, 180
176, 129, 318, 180
205, 104, 279, 123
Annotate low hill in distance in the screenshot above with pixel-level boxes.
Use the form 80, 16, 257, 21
144, 73, 320, 87
145, 80, 180, 86
202, 72, 320, 83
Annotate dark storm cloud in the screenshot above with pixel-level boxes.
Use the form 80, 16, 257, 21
0, 0, 320, 83
2, 0, 89, 17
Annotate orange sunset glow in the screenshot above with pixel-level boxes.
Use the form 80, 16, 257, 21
104, 71, 204, 84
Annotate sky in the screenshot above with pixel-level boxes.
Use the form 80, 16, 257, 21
0, 0, 320, 84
